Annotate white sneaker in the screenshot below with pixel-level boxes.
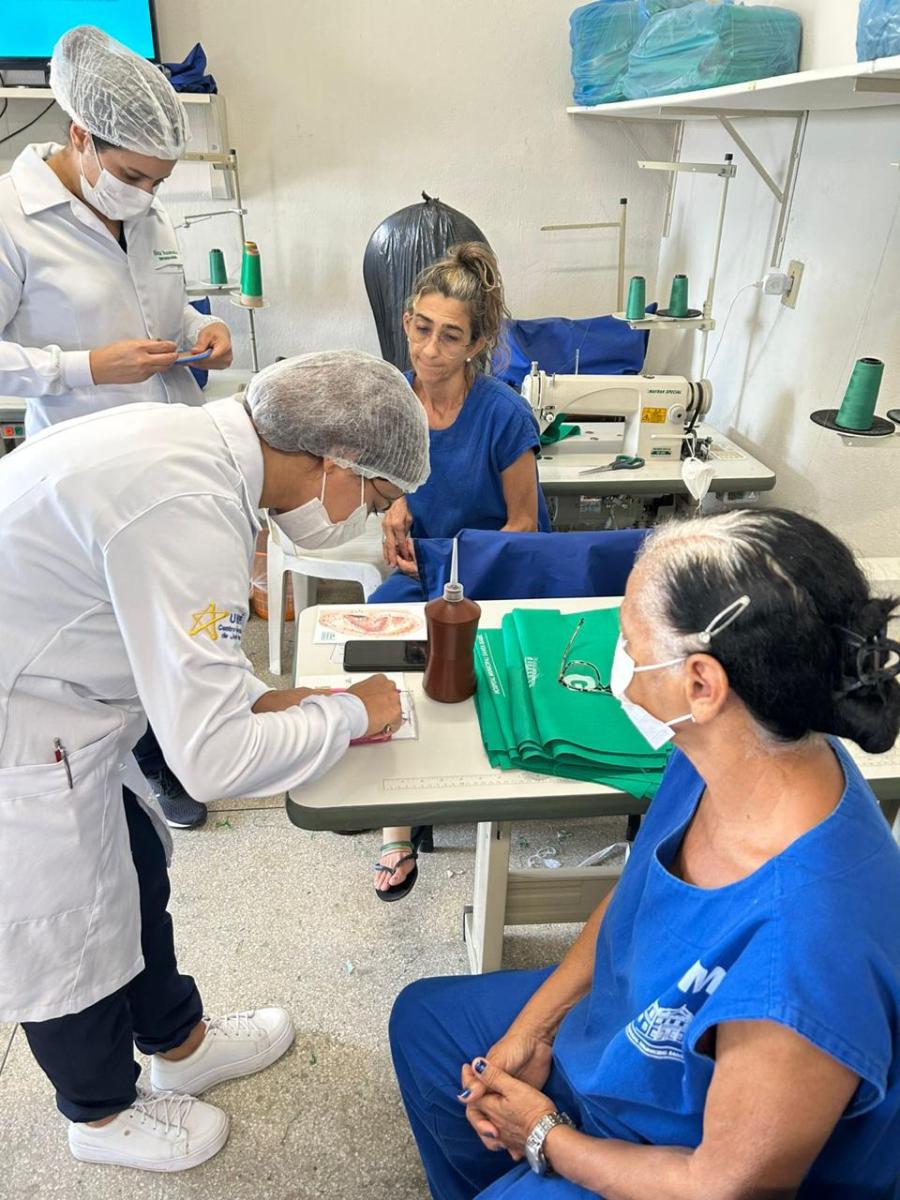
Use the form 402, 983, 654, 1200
68, 1089, 229, 1172
149, 1008, 295, 1097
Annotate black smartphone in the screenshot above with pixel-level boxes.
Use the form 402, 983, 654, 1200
343, 640, 429, 673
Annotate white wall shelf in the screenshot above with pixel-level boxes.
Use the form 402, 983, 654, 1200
567, 55, 900, 121
0, 86, 216, 105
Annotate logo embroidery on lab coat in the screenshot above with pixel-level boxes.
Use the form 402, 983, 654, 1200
190, 602, 245, 642
625, 959, 727, 1064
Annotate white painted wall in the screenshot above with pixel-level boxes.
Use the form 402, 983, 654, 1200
0, 1, 669, 372
648, 106, 900, 556
147, 0, 671, 367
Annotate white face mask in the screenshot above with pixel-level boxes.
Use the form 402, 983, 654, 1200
270, 471, 368, 551
611, 595, 752, 750
80, 139, 156, 221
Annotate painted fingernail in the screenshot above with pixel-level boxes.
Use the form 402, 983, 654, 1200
474, 1059, 487, 1074
457, 1088, 470, 1100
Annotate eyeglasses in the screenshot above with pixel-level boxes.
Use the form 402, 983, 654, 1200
407, 319, 472, 359
558, 618, 612, 695
369, 478, 404, 515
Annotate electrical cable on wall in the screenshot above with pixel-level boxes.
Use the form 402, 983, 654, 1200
705, 282, 760, 378
0, 98, 56, 148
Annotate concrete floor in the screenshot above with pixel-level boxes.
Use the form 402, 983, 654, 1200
0, 602, 627, 1200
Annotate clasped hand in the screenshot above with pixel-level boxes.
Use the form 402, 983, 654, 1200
456, 1031, 557, 1160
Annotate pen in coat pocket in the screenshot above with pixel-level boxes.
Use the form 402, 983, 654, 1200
53, 738, 73, 789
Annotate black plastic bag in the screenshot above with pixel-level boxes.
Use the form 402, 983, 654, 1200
363, 192, 489, 370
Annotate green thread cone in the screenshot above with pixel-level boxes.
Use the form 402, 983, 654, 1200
625, 276, 647, 321
240, 241, 263, 306
668, 274, 689, 318
208, 248, 227, 285
835, 358, 884, 431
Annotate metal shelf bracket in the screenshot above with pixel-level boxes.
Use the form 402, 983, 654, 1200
714, 111, 809, 267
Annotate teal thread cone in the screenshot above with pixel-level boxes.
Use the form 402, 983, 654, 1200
835, 358, 884, 431
240, 241, 263, 306
208, 248, 227, 285
625, 276, 647, 321
668, 274, 689, 318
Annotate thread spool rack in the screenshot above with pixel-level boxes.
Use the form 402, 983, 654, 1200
178, 147, 264, 373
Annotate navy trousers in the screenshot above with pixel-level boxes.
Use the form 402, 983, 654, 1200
133, 724, 169, 779
390, 970, 596, 1200
21, 789, 203, 1122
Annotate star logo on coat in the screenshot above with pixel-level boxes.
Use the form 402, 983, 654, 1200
190, 602, 230, 641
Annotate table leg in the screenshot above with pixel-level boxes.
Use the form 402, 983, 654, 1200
464, 820, 511, 975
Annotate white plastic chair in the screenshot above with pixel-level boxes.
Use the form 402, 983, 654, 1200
265, 514, 389, 675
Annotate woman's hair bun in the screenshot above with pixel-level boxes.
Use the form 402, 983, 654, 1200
832, 596, 900, 754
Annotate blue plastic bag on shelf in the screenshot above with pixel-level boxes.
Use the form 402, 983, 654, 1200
570, 0, 643, 105
857, 0, 900, 61
622, 2, 802, 100
569, 0, 695, 105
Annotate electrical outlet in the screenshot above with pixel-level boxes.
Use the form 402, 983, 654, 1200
782, 260, 804, 309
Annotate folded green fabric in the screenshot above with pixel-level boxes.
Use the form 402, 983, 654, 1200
539, 413, 582, 446
473, 608, 670, 801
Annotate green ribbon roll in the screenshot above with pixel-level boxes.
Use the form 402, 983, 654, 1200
835, 358, 885, 432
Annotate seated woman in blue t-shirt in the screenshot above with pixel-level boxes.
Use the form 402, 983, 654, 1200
370, 243, 549, 901
371, 241, 550, 610
391, 508, 900, 1200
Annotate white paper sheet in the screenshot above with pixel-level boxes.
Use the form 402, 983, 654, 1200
313, 604, 426, 644
295, 673, 418, 741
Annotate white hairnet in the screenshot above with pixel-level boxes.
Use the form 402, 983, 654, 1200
247, 351, 430, 493
50, 26, 188, 159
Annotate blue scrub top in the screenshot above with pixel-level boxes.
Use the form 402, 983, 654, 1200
553, 742, 900, 1198
405, 372, 551, 539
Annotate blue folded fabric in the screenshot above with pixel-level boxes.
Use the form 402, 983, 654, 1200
415, 528, 649, 602
163, 43, 217, 94
494, 313, 652, 392
187, 298, 211, 388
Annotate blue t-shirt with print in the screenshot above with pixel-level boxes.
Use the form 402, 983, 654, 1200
404, 372, 551, 539
553, 741, 900, 1198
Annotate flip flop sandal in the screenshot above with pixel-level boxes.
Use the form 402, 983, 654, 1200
373, 840, 419, 902
372, 826, 435, 902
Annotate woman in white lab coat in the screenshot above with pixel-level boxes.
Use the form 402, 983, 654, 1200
0, 350, 430, 1173
0, 26, 233, 828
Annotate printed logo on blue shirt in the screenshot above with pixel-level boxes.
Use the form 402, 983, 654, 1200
625, 959, 727, 1064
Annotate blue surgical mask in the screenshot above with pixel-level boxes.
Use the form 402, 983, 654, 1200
611, 595, 751, 750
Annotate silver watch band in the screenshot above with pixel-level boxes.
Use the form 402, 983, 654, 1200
525, 1111, 575, 1175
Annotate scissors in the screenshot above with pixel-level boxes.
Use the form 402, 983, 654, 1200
580, 454, 645, 476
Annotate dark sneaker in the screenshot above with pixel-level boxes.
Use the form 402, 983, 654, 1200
147, 768, 208, 830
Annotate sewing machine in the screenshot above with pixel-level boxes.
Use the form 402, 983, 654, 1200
522, 367, 713, 462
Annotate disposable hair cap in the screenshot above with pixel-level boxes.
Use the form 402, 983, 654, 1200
247, 350, 431, 494
50, 25, 188, 159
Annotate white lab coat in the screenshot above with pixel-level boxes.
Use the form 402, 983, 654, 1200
0, 143, 219, 436
0, 399, 368, 1022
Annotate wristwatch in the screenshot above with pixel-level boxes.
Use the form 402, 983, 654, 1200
524, 1111, 575, 1175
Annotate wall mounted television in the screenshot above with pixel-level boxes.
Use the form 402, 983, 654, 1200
0, 1, 160, 72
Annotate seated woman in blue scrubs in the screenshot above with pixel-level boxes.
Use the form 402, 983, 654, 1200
373, 241, 550, 608
371, 243, 549, 900
391, 508, 900, 1200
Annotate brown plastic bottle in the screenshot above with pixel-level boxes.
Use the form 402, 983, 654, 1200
423, 565, 481, 703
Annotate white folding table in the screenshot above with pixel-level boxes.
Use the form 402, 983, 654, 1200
286, 598, 900, 973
